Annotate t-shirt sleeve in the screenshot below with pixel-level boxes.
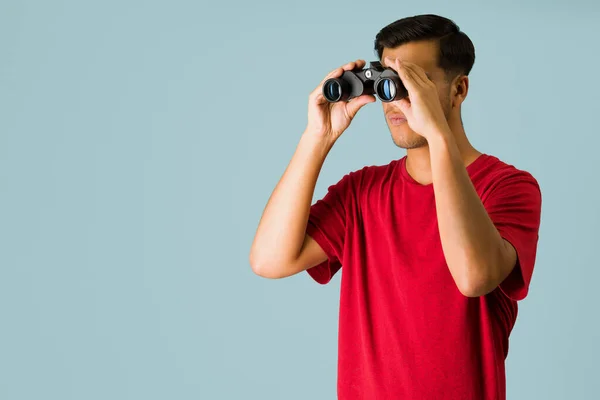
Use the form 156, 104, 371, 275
483, 170, 542, 301
305, 172, 353, 285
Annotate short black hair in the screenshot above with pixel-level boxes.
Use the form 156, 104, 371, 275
374, 14, 475, 79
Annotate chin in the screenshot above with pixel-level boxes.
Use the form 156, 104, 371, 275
393, 139, 428, 149
390, 126, 428, 149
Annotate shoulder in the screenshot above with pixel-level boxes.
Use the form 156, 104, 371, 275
474, 154, 541, 203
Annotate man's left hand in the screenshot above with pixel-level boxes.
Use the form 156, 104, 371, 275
384, 57, 452, 141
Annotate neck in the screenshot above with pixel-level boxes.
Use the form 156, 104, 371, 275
405, 116, 481, 185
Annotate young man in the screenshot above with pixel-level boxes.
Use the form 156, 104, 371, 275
249, 14, 542, 400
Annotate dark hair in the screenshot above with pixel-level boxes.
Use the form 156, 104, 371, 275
374, 14, 475, 79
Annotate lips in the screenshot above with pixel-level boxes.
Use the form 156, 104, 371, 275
387, 113, 406, 120
387, 113, 407, 125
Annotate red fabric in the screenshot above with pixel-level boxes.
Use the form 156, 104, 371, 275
305, 154, 542, 400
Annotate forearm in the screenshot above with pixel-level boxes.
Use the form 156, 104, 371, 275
428, 132, 508, 296
250, 131, 333, 270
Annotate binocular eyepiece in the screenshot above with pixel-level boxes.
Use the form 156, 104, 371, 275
322, 61, 408, 103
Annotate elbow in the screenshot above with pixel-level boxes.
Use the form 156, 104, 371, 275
456, 279, 492, 298
249, 251, 268, 277
249, 243, 268, 277
452, 242, 511, 297
455, 265, 496, 298
249, 251, 285, 279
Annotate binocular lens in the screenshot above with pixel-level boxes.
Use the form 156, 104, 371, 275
377, 79, 396, 102
323, 80, 342, 102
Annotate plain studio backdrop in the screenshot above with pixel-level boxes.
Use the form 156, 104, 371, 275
1, 0, 598, 399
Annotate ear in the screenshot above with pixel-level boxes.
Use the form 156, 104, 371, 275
451, 75, 469, 108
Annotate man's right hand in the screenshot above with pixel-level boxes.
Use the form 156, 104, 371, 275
306, 59, 376, 144
251, 61, 374, 279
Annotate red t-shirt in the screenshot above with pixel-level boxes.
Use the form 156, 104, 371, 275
305, 153, 542, 400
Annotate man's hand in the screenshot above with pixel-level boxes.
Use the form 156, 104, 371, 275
306, 59, 376, 145
384, 57, 451, 141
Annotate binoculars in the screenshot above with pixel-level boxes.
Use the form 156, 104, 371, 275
322, 61, 408, 103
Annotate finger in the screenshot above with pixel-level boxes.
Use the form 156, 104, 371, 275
310, 84, 326, 102
401, 61, 431, 86
385, 57, 430, 89
345, 94, 376, 118
324, 59, 363, 81
312, 59, 365, 99
314, 91, 328, 105
321, 66, 343, 85
353, 59, 367, 70
343, 59, 366, 71
385, 57, 420, 94
314, 64, 349, 93
396, 59, 427, 88
311, 68, 342, 100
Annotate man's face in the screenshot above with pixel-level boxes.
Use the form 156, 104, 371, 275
380, 40, 452, 149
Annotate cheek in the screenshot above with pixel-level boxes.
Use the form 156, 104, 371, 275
437, 86, 452, 107
446, 89, 454, 108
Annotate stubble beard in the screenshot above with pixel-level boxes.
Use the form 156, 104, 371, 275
389, 94, 452, 150
392, 131, 428, 149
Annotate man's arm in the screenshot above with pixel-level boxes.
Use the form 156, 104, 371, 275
249, 133, 331, 279
385, 57, 539, 298
428, 134, 519, 297
249, 59, 375, 279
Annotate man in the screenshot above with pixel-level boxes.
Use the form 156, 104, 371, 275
249, 14, 542, 400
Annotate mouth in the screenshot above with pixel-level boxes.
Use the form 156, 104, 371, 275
387, 113, 407, 126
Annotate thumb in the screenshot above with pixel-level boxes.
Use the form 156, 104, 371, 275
346, 95, 376, 118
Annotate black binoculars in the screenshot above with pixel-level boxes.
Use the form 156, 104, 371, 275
322, 61, 408, 103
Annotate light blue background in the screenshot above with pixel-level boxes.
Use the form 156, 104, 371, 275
1, 0, 598, 399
